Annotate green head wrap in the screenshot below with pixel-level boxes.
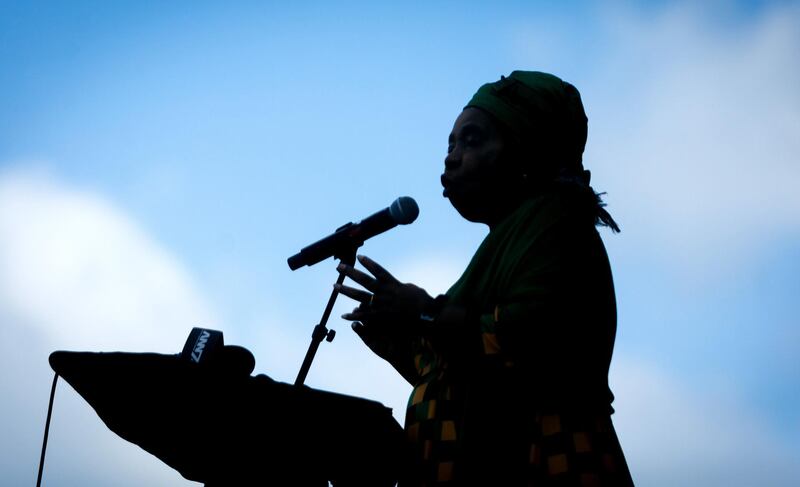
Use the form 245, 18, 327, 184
465, 71, 588, 180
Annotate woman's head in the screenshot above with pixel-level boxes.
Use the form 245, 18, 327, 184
442, 70, 619, 232
465, 71, 589, 181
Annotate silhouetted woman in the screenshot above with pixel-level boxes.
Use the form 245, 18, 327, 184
337, 71, 633, 486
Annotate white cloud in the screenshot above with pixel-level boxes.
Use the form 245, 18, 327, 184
588, 2, 800, 276
0, 169, 210, 485
0, 169, 216, 352
611, 358, 800, 487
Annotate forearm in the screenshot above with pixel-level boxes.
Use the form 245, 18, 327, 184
420, 299, 485, 364
389, 354, 422, 386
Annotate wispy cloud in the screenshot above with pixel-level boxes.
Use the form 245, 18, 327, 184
0, 168, 208, 484
590, 2, 800, 277
612, 358, 800, 487
0, 168, 217, 351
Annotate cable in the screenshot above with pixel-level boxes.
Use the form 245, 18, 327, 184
36, 373, 59, 487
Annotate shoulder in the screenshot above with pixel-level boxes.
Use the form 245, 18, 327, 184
536, 183, 598, 228
510, 186, 609, 275
502, 183, 598, 248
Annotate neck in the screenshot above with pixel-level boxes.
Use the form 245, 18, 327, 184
486, 193, 530, 230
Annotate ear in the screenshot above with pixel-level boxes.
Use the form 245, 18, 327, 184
496, 139, 525, 175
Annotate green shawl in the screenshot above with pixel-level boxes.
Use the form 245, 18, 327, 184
441, 186, 616, 411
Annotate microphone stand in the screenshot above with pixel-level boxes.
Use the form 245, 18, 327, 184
294, 246, 359, 386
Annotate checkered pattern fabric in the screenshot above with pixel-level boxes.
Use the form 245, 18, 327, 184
525, 413, 633, 486
402, 309, 633, 486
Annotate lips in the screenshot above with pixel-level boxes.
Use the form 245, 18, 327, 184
440, 174, 453, 197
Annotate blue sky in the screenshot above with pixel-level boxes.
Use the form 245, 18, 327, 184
2, 1, 798, 485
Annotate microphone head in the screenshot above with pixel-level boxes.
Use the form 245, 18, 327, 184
389, 196, 419, 225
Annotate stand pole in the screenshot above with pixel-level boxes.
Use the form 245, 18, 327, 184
294, 249, 357, 386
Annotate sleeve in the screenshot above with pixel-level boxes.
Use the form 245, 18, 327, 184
387, 339, 424, 386
354, 324, 423, 386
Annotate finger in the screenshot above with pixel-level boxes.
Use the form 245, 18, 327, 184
357, 255, 400, 284
342, 310, 366, 321
342, 304, 371, 319
336, 262, 379, 292
334, 283, 372, 304
342, 309, 383, 321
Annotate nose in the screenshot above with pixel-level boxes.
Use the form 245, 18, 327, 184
444, 148, 460, 171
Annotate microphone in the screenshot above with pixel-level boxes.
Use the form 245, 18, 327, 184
288, 197, 419, 270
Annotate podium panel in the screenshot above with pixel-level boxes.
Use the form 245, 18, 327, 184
50, 350, 405, 486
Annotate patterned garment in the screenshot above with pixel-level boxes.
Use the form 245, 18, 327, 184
403, 324, 632, 486
405, 337, 456, 484
524, 413, 631, 487
398, 191, 633, 486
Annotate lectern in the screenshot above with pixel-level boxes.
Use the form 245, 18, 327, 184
48, 341, 405, 486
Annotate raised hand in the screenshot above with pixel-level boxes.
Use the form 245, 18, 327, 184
335, 255, 434, 330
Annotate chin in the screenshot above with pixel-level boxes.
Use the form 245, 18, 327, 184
448, 197, 489, 224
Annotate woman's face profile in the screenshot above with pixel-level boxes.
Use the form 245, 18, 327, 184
442, 107, 514, 226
